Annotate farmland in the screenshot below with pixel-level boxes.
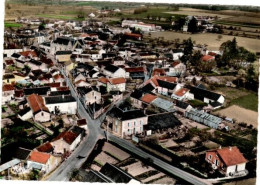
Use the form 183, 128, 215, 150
4, 22, 22, 28
147, 31, 260, 52
215, 105, 258, 128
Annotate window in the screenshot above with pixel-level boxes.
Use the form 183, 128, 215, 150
42, 112, 44, 116
128, 122, 130, 127
208, 154, 212, 160
216, 160, 219, 166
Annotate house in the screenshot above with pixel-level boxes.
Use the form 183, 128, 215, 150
106, 107, 147, 138
201, 55, 215, 62
103, 64, 126, 78
27, 94, 51, 122
3, 74, 15, 84
51, 131, 81, 154
140, 93, 157, 105
171, 88, 190, 101
125, 67, 145, 80
152, 68, 166, 76
77, 86, 102, 105
185, 108, 222, 129
98, 77, 109, 87
130, 90, 145, 109
205, 146, 248, 176
145, 112, 181, 131
2, 84, 15, 104
55, 51, 72, 62
27, 59, 48, 71
187, 86, 225, 105
24, 87, 51, 96
50, 37, 82, 55
107, 77, 126, 92
27, 150, 61, 174
174, 100, 193, 115
151, 97, 175, 112
75, 79, 91, 87
37, 142, 54, 153
124, 32, 142, 41
167, 61, 186, 76
77, 119, 88, 131
45, 95, 77, 115
88, 103, 103, 119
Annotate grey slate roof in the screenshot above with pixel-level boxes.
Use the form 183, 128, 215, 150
45, 95, 76, 104
108, 107, 146, 121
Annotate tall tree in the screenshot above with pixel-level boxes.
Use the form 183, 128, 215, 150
187, 17, 198, 33
180, 38, 193, 63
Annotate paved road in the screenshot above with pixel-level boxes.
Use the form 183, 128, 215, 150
108, 133, 212, 185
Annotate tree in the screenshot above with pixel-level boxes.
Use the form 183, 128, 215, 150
187, 17, 198, 33
180, 38, 193, 63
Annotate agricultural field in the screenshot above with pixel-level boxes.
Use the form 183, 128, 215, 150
147, 31, 260, 52
215, 105, 258, 128
4, 3, 96, 20
4, 22, 22, 28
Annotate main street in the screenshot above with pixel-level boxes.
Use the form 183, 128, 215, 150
43, 49, 212, 184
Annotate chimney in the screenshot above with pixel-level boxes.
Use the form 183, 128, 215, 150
219, 145, 222, 149
229, 146, 232, 151
62, 94, 64, 99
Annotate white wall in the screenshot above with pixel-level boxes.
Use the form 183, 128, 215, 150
46, 102, 77, 114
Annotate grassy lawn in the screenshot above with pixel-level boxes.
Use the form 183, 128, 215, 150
230, 93, 258, 112
4, 22, 22, 28
37, 14, 84, 21
188, 99, 207, 108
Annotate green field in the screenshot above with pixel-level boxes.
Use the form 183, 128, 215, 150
230, 93, 258, 112
37, 14, 84, 21
4, 22, 22, 28
115, 7, 185, 20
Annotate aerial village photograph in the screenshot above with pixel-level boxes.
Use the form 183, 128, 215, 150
0, 0, 259, 185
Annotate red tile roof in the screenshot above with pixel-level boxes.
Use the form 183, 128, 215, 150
3, 84, 15, 91
53, 131, 79, 145
57, 87, 69, 91
27, 94, 49, 113
46, 82, 61, 88
174, 88, 189, 97
5, 59, 14, 65
152, 68, 166, 76
98, 77, 109, 84
124, 32, 142, 38
37, 142, 54, 153
141, 94, 157, 103
157, 76, 178, 83
171, 61, 181, 67
201, 55, 215, 62
208, 52, 218, 56
109, 77, 126, 85
215, 146, 247, 166
125, 67, 144, 73
53, 74, 64, 80
19, 51, 38, 58
28, 151, 50, 164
